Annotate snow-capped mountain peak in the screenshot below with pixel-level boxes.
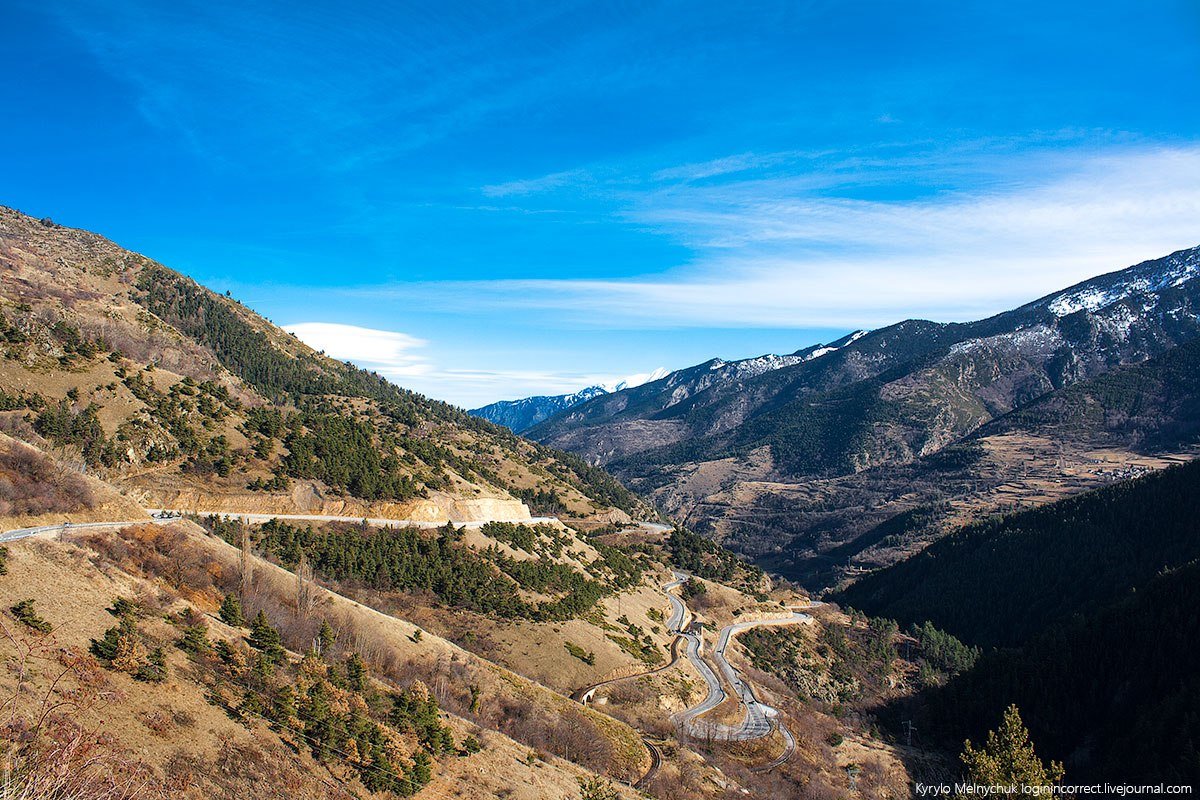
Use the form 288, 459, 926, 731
469, 368, 668, 432
604, 366, 670, 392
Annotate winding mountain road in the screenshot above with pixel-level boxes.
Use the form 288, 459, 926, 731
667, 571, 813, 770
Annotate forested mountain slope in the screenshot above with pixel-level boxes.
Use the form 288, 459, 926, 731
976, 333, 1200, 451
835, 457, 1200, 648
920, 559, 1200, 784
0, 206, 650, 525
847, 461, 1200, 784
470, 385, 607, 433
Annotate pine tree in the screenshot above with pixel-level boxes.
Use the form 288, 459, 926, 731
578, 777, 620, 800
136, 646, 168, 683
108, 597, 137, 618
219, 593, 245, 627
92, 616, 138, 662
272, 685, 297, 726
345, 652, 366, 692
179, 623, 210, 653
960, 705, 1064, 793
248, 610, 285, 664
112, 628, 149, 675
411, 749, 432, 786
316, 619, 335, 654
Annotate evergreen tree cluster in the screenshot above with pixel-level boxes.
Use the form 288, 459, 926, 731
908, 621, 979, 687
666, 526, 762, 591
10, 598, 52, 633
225, 518, 640, 622
840, 459, 1200, 782
480, 521, 568, 556
282, 412, 422, 501
34, 400, 117, 466
91, 600, 168, 683
182, 605, 462, 797
925, 559, 1200, 784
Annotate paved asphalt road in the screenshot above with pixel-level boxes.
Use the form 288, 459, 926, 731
0, 517, 175, 544
145, 508, 558, 529
670, 570, 813, 752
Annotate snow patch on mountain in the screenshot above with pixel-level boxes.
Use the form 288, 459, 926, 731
704, 331, 868, 379
950, 323, 1065, 357
604, 366, 670, 392
470, 368, 668, 432
1047, 247, 1200, 316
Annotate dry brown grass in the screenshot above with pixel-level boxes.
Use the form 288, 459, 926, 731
72, 520, 652, 784
2, 528, 648, 800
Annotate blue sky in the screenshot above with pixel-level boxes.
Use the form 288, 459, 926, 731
3, 1, 1199, 406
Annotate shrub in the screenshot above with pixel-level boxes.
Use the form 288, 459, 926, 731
248, 610, 285, 664
92, 615, 168, 682
136, 647, 168, 683
178, 624, 210, 654
11, 599, 52, 633
0, 442, 95, 517
108, 597, 138, 618
564, 641, 595, 665
578, 777, 620, 800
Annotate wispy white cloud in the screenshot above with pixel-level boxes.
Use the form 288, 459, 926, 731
650, 151, 811, 182
423, 367, 665, 406
283, 321, 667, 407
481, 169, 593, 198
284, 322, 430, 376
382, 145, 1200, 329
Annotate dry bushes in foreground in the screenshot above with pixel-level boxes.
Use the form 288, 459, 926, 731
0, 618, 167, 800
79, 524, 229, 607
0, 440, 94, 518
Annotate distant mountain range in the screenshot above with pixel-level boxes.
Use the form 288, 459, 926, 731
469, 367, 669, 433
520, 245, 1200, 585
468, 338, 876, 434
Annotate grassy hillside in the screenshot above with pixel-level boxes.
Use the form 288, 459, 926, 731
1, 528, 645, 800
0, 206, 649, 524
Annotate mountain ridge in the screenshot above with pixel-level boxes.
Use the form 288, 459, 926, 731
468, 369, 674, 433
524, 245, 1200, 582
